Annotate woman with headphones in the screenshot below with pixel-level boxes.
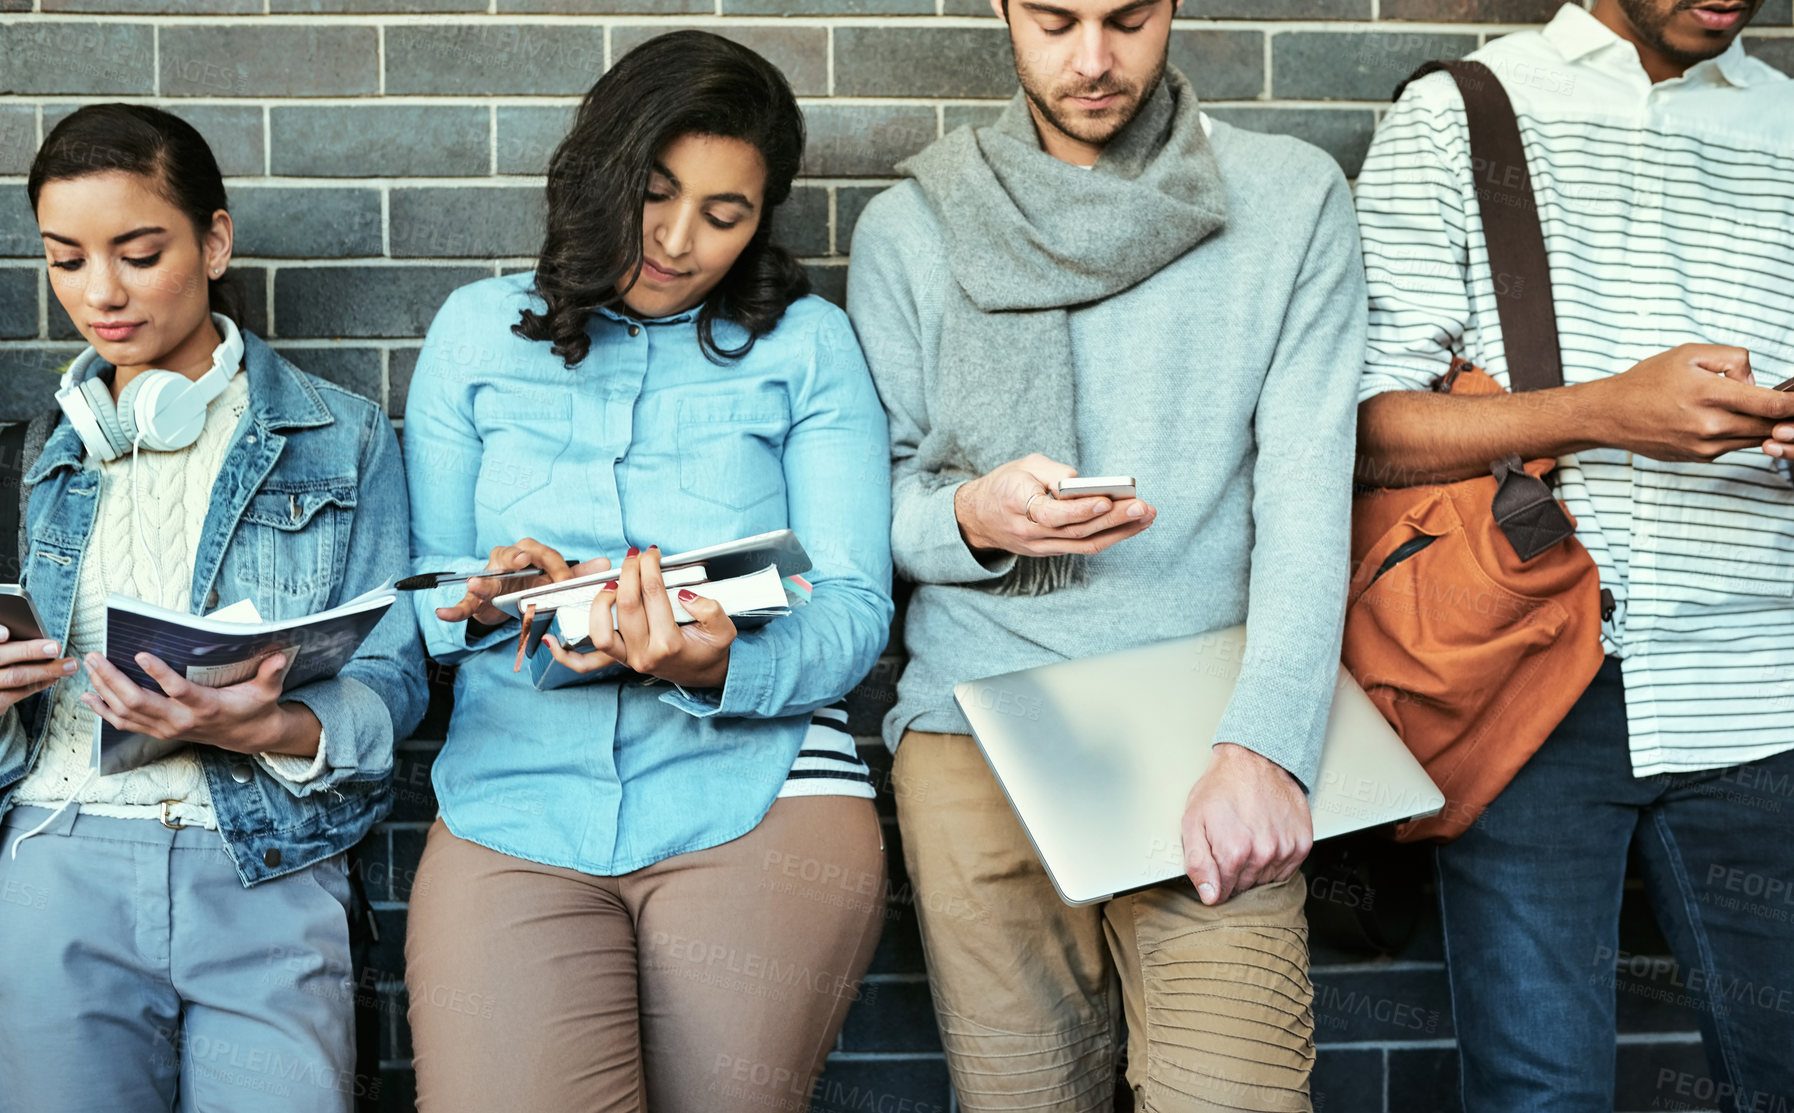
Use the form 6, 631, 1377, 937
0, 105, 426, 1113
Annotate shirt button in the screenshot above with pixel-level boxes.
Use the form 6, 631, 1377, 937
263, 849, 282, 868
205, 589, 220, 610
230, 762, 254, 783
627, 325, 641, 337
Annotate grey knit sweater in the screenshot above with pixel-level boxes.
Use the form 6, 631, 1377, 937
845, 116, 1367, 789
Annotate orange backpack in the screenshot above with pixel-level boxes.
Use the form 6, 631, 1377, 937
1342, 61, 1607, 843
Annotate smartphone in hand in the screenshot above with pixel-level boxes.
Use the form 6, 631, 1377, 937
0, 586, 47, 644
1055, 476, 1138, 501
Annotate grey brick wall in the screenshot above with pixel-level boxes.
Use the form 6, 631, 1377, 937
2, 2, 1790, 1110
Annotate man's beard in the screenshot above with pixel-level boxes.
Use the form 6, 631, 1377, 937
1014, 45, 1168, 149
1615, 0, 1760, 66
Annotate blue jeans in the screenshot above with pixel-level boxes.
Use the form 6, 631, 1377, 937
1436, 658, 1794, 1113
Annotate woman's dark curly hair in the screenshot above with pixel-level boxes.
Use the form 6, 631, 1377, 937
515, 30, 810, 367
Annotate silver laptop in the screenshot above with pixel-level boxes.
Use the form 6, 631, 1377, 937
953, 625, 1445, 905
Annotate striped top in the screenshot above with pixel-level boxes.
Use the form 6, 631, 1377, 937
1355, 3, 1794, 777
778, 702, 874, 798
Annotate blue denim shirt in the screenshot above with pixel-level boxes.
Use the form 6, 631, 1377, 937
404, 274, 893, 875
0, 334, 429, 886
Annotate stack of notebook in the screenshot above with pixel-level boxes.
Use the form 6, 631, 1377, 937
490, 530, 813, 690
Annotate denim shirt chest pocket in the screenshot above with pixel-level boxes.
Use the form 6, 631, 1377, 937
240, 482, 357, 615
676, 394, 790, 511
473, 395, 571, 517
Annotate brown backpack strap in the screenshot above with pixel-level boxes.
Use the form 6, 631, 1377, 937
1398, 60, 1564, 394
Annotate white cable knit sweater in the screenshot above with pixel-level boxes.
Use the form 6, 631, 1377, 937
13, 373, 323, 827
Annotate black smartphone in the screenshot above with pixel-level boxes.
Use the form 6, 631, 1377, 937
0, 586, 47, 644
1773, 376, 1794, 392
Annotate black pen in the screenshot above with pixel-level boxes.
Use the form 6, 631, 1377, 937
395, 564, 586, 592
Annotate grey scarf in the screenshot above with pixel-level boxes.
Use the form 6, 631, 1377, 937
897, 65, 1228, 595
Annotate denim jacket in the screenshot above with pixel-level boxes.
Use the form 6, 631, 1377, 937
0, 333, 428, 886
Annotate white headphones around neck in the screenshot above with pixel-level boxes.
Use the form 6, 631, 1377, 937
56, 313, 245, 462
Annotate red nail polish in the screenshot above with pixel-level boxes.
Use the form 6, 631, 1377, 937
677, 589, 697, 602
648, 545, 660, 553
603, 581, 619, 591
626, 547, 640, 558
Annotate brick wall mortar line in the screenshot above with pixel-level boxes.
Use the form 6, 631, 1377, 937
0, 95, 1468, 110
1316, 1038, 1457, 1051
1261, 27, 1272, 100
0, 13, 1600, 32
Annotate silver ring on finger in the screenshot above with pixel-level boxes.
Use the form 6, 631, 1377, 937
1025, 493, 1046, 525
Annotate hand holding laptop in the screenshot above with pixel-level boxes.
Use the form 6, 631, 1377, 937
1180, 742, 1314, 906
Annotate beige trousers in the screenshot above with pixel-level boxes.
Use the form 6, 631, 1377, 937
894, 731, 1315, 1113
404, 796, 886, 1113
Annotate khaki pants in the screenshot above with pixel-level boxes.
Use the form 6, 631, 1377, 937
894, 731, 1314, 1113
404, 796, 886, 1113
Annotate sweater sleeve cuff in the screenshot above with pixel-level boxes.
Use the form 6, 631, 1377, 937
894, 479, 1018, 585
257, 729, 329, 786
1212, 671, 1333, 794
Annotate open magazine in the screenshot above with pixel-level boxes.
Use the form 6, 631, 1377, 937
94, 585, 395, 775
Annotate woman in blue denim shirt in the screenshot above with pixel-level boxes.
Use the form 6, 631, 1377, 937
0, 106, 426, 1112
402, 33, 895, 1112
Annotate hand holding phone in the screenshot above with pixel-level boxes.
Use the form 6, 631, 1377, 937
955, 456, 1156, 559
0, 587, 76, 715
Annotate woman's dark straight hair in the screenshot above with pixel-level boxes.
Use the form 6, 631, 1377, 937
517, 30, 810, 368
27, 103, 242, 325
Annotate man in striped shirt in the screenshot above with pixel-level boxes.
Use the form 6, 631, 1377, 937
1355, 1, 1794, 1108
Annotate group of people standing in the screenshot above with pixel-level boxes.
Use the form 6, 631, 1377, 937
0, 1, 1790, 1111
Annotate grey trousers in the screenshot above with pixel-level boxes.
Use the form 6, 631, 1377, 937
0, 805, 362, 1113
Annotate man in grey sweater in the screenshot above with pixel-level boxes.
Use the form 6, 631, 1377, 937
846, 1, 1365, 1109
